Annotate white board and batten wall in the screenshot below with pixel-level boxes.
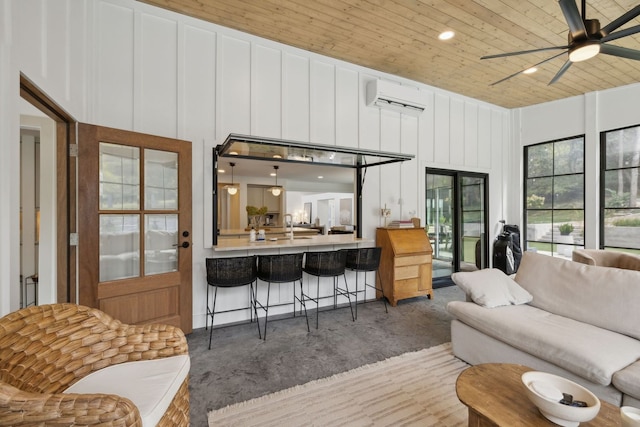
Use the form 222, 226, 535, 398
4, 0, 510, 326
512, 83, 640, 249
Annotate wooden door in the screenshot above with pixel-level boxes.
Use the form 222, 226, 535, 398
78, 124, 192, 333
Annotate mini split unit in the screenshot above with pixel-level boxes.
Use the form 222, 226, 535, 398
366, 79, 426, 115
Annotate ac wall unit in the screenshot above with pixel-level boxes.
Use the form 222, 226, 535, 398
366, 80, 426, 115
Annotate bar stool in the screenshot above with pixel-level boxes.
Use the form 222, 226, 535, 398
255, 253, 306, 340
343, 247, 388, 319
302, 250, 354, 329
206, 256, 258, 350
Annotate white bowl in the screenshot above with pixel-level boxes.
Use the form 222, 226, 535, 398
621, 406, 640, 427
521, 371, 600, 427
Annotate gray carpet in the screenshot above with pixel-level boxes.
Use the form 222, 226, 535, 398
187, 285, 465, 427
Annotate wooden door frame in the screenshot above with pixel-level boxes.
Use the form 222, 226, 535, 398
20, 73, 76, 304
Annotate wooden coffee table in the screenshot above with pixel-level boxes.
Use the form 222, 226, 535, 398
456, 363, 620, 426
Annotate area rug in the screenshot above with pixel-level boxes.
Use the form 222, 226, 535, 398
208, 342, 470, 427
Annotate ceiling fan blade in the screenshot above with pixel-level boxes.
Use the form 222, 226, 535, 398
601, 24, 640, 43
549, 60, 573, 85
600, 44, 640, 61
481, 46, 568, 60
600, 5, 640, 36
559, 0, 588, 39
489, 51, 567, 86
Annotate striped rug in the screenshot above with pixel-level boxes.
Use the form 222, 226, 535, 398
208, 342, 470, 427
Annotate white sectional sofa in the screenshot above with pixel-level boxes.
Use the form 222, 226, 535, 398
447, 251, 640, 407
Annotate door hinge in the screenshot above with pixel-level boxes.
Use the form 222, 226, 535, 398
69, 144, 78, 157
69, 233, 78, 246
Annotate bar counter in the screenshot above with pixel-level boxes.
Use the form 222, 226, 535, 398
214, 233, 374, 252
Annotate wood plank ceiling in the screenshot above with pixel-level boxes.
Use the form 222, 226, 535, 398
139, 0, 640, 109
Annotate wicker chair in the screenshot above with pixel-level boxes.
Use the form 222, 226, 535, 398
0, 303, 190, 426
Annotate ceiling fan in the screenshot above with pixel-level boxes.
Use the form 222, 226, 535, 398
482, 0, 640, 85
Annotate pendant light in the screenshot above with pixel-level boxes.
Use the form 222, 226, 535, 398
269, 165, 283, 196
223, 162, 238, 195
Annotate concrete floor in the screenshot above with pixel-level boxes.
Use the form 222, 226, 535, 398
186, 285, 465, 427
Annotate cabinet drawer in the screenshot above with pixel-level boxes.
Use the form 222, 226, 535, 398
394, 278, 432, 300
394, 278, 419, 295
395, 265, 419, 280
395, 254, 431, 267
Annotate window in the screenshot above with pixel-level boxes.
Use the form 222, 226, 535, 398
524, 137, 584, 257
601, 125, 640, 252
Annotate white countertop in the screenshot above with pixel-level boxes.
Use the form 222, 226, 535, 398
219, 227, 319, 237
213, 234, 373, 252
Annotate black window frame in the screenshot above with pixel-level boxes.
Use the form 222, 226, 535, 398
599, 123, 640, 252
523, 135, 585, 257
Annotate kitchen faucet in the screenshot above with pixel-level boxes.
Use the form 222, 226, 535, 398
284, 214, 294, 240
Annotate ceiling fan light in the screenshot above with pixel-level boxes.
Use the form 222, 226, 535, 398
569, 42, 600, 62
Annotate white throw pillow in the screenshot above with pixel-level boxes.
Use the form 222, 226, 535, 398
452, 268, 533, 308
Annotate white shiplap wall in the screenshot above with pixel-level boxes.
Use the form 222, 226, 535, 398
2, 0, 510, 324
512, 84, 640, 250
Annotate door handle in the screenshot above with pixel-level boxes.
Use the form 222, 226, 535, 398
173, 242, 190, 248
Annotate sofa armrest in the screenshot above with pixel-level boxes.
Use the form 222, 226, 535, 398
0, 382, 141, 426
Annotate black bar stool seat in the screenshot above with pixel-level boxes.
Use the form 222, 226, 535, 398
343, 247, 388, 319
255, 253, 306, 339
302, 250, 354, 329
206, 256, 258, 349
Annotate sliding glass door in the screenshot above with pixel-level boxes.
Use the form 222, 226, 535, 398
426, 169, 488, 283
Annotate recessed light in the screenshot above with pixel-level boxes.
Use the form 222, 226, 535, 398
318, 176, 324, 179
229, 151, 238, 155
438, 30, 455, 41
218, 169, 226, 173
270, 172, 276, 177
523, 67, 537, 74
273, 154, 282, 159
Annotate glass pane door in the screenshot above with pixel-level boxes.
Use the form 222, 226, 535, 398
426, 169, 488, 282
98, 144, 180, 281
426, 173, 454, 279
460, 176, 487, 272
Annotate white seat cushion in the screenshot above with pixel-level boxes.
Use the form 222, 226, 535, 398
64, 355, 190, 427
447, 301, 640, 385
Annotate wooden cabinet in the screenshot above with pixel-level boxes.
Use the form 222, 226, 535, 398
247, 185, 282, 213
263, 189, 280, 212
247, 186, 263, 209
247, 185, 282, 225
376, 227, 433, 306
